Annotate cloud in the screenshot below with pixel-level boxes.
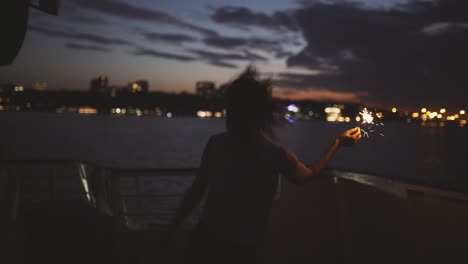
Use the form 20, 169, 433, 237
29, 3, 108, 27
29, 25, 132, 46
133, 47, 196, 62
186, 48, 268, 69
65, 43, 110, 52
274, 87, 362, 102
284, 0, 468, 107
188, 48, 267, 61
67, 13, 109, 25
274, 72, 343, 88
211, 6, 298, 32
208, 60, 238, 69
203, 36, 248, 48
72, 0, 218, 36
141, 31, 198, 44
60, 3, 109, 25
420, 22, 468, 35
202, 34, 293, 59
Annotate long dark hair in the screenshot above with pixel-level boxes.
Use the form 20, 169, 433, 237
225, 66, 285, 139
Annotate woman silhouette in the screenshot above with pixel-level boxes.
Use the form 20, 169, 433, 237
169, 66, 361, 263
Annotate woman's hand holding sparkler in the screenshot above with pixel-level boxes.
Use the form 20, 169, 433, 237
337, 127, 362, 146
289, 127, 362, 184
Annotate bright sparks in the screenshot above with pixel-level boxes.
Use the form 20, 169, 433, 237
359, 108, 384, 138
359, 108, 375, 125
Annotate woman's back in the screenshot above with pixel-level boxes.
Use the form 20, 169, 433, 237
199, 132, 284, 245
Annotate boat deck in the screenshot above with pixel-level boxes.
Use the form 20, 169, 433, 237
2, 161, 468, 263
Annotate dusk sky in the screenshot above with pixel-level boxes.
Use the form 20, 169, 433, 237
1, 0, 468, 110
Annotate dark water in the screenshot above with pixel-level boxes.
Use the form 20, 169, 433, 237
1, 112, 467, 193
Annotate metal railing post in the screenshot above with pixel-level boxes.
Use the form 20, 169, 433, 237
108, 171, 125, 223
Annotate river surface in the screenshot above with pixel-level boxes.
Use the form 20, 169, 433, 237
2, 112, 467, 225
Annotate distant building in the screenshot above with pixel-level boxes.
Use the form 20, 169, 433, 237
128, 80, 149, 93
90, 75, 108, 93
34, 82, 48, 91
196, 81, 216, 99
109, 86, 119, 97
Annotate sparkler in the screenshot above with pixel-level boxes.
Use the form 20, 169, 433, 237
359, 108, 384, 138
359, 108, 374, 125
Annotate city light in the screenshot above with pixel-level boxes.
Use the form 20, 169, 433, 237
324, 107, 341, 114
412, 112, 419, 118
287, 104, 299, 113
155, 107, 162, 116
131, 83, 142, 93
214, 112, 223, 118
440, 108, 446, 114
136, 108, 142, 116
166, 112, 172, 118
197, 110, 212, 118
421, 108, 427, 113
284, 113, 295, 123
14, 86, 24, 92
460, 110, 466, 115
437, 114, 442, 119
197, 111, 206, 118
345, 117, 351, 123
392, 107, 397, 113
78, 107, 97, 114
324, 107, 342, 122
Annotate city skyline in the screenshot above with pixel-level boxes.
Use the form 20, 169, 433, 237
1, 0, 468, 110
